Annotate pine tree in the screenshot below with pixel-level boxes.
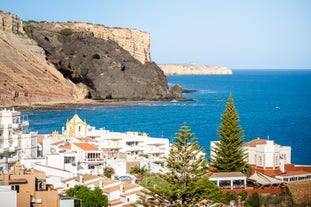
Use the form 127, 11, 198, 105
146, 124, 224, 207
211, 94, 247, 172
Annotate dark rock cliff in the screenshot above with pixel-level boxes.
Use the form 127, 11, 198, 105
24, 23, 182, 101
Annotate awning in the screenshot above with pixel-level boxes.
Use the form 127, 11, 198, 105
248, 171, 283, 187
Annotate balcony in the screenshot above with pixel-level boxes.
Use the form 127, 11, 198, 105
8, 156, 19, 163
102, 144, 122, 150
9, 146, 16, 152
81, 158, 105, 164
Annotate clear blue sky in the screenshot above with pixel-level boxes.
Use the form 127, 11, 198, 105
1, 0, 311, 69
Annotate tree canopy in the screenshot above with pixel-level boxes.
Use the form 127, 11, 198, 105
66, 185, 108, 207
144, 124, 224, 207
211, 94, 247, 172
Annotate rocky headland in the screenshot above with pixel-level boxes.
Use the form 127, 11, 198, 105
0, 11, 183, 107
159, 64, 232, 75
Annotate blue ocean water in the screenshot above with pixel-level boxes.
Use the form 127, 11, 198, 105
23, 69, 311, 165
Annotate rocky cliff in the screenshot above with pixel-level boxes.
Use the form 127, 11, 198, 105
159, 64, 232, 75
25, 22, 151, 64
0, 12, 88, 107
0, 11, 182, 107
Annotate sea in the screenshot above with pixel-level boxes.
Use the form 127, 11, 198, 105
22, 69, 311, 165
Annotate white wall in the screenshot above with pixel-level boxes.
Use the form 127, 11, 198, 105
0, 186, 17, 207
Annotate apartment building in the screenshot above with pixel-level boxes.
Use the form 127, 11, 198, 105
0, 108, 37, 171
0, 162, 59, 207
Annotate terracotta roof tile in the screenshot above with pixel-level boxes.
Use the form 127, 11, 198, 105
278, 171, 311, 177
61, 144, 71, 149
74, 143, 98, 151
103, 185, 120, 193
243, 138, 268, 147
37, 135, 45, 143
123, 183, 141, 191
210, 172, 245, 178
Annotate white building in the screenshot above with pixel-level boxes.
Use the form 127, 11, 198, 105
62, 114, 170, 161
209, 172, 246, 190
210, 138, 291, 176
0, 185, 17, 207
242, 138, 291, 175
0, 108, 37, 171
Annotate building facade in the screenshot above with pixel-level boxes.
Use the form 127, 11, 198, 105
0, 162, 59, 207
0, 108, 37, 171
242, 138, 291, 175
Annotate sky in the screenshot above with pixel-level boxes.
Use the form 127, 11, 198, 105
1, 0, 311, 69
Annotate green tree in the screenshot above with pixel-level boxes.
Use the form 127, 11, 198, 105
246, 192, 260, 207
146, 124, 224, 207
130, 165, 147, 184
66, 185, 108, 207
211, 94, 247, 172
103, 166, 115, 178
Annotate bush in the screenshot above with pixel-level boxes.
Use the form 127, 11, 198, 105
104, 167, 115, 178
224, 192, 238, 204
60, 28, 73, 36
240, 190, 248, 201
246, 192, 260, 207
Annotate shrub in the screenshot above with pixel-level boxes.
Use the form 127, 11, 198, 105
240, 190, 248, 201
104, 167, 115, 178
224, 192, 238, 204
246, 192, 260, 207
60, 28, 73, 36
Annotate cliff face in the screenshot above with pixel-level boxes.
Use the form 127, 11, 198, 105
24, 22, 175, 100
0, 12, 88, 107
159, 64, 232, 75
0, 12, 182, 107
34, 22, 151, 64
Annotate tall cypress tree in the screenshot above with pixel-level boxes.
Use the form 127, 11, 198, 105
211, 94, 247, 172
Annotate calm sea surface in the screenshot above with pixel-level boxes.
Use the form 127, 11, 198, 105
23, 69, 311, 165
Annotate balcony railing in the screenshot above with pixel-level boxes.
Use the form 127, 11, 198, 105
8, 157, 19, 163
82, 158, 105, 162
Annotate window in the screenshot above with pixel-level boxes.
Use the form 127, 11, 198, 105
11, 185, 20, 193
258, 156, 263, 166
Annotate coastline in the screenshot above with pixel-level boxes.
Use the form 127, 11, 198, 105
8, 97, 194, 111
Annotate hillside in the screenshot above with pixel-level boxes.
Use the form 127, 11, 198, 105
0, 11, 182, 107
0, 12, 88, 107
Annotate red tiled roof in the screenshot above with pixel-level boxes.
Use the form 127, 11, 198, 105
278, 171, 311, 177
210, 172, 245, 178
123, 183, 141, 191
74, 143, 98, 151
103, 185, 120, 193
243, 138, 268, 147
37, 135, 45, 143
61, 144, 71, 149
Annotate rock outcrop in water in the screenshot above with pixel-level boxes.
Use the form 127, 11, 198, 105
0, 11, 182, 107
